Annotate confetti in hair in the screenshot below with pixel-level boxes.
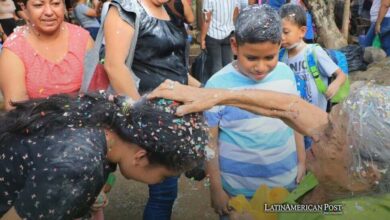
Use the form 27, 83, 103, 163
0, 93, 210, 172
235, 4, 282, 45
341, 83, 390, 194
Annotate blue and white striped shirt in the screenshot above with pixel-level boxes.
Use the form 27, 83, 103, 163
205, 62, 299, 197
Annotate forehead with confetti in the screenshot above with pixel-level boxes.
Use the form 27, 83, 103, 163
114, 97, 210, 172
341, 84, 390, 193
235, 4, 282, 45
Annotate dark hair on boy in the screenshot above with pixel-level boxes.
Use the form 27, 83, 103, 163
234, 4, 282, 45
279, 3, 307, 27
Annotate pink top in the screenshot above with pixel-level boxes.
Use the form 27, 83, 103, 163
3, 23, 90, 98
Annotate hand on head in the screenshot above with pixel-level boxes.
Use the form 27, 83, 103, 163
148, 80, 221, 115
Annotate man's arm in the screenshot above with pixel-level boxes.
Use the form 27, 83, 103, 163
375, 0, 390, 34
200, 10, 211, 49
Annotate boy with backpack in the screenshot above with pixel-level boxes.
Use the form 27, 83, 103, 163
279, 3, 348, 112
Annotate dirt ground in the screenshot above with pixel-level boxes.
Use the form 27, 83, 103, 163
104, 171, 218, 220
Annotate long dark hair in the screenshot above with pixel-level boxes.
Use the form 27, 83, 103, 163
0, 93, 209, 171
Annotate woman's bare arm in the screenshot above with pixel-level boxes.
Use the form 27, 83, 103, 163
0, 49, 28, 111
103, 7, 140, 100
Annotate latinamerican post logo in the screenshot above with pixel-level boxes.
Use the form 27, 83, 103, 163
264, 204, 343, 215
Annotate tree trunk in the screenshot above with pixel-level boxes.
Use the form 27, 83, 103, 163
303, 0, 348, 49
341, 0, 351, 41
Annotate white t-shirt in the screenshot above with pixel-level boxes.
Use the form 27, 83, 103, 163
203, 0, 240, 39
283, 45, 339, 110
370, 0, 390, 22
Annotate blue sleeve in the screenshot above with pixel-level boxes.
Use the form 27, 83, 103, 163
314, 46, 339, 78
78, 4, 89, 15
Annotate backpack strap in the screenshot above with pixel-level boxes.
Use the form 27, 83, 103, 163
304, 44, 327, 94
279, 48, 287, 62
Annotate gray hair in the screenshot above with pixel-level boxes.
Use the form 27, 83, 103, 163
342, 84, 390, 193
235, 4, 282, 45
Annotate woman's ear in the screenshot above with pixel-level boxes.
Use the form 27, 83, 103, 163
133, 148, 149, 167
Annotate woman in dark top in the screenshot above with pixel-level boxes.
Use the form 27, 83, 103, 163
103, 0, 199, 219
0, 92, 208, 220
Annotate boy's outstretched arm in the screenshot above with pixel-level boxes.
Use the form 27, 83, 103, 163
326, 69, 347, 100
294, 132, 306, 184
206, 127, 231, 216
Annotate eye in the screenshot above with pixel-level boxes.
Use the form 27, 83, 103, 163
33, 4, 43, 7
264, 55, 275, 61
246, 56, 258, 61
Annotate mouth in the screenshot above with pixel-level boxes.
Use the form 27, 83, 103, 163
252, 72, 266, 80
41, 20, 57, 24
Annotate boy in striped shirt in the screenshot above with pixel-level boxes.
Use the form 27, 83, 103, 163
204, 5, 305, 219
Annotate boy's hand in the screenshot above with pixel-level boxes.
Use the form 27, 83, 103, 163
296, 162, 306, 184
210, 187, 231, 216
325, 82, 341, 100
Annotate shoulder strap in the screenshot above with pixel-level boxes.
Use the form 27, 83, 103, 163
305, 44, 327, 94
279, 48, 287, 62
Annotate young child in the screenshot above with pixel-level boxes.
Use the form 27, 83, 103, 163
279, 3, 347, 112
204, 5, 305, 219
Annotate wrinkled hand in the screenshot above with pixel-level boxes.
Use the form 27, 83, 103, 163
325, 82, 340, 100
375, 23, 381, 34
148, 80, 220, 115
296, 162, 306, 184
210, 188, 231, 216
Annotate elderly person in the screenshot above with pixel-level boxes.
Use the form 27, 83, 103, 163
149, 80, 390, 218
0, 94, 209, 220
0, 0, 94, 111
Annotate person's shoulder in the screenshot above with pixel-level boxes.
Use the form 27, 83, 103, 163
206, 63, 245, 88
112, 0, 141, 12
67, 22, 89, 36
310, 44, 329, 57
270, 62, 295, 79
67, 23, 91, 48
2, 26, 27, 51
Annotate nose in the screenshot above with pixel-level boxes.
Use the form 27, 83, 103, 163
281, 34, 286, 42
43, 4, 54, 15
255, 61, 268, 73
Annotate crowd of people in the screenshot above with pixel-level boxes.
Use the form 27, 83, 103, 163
0, 0, 389, 220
